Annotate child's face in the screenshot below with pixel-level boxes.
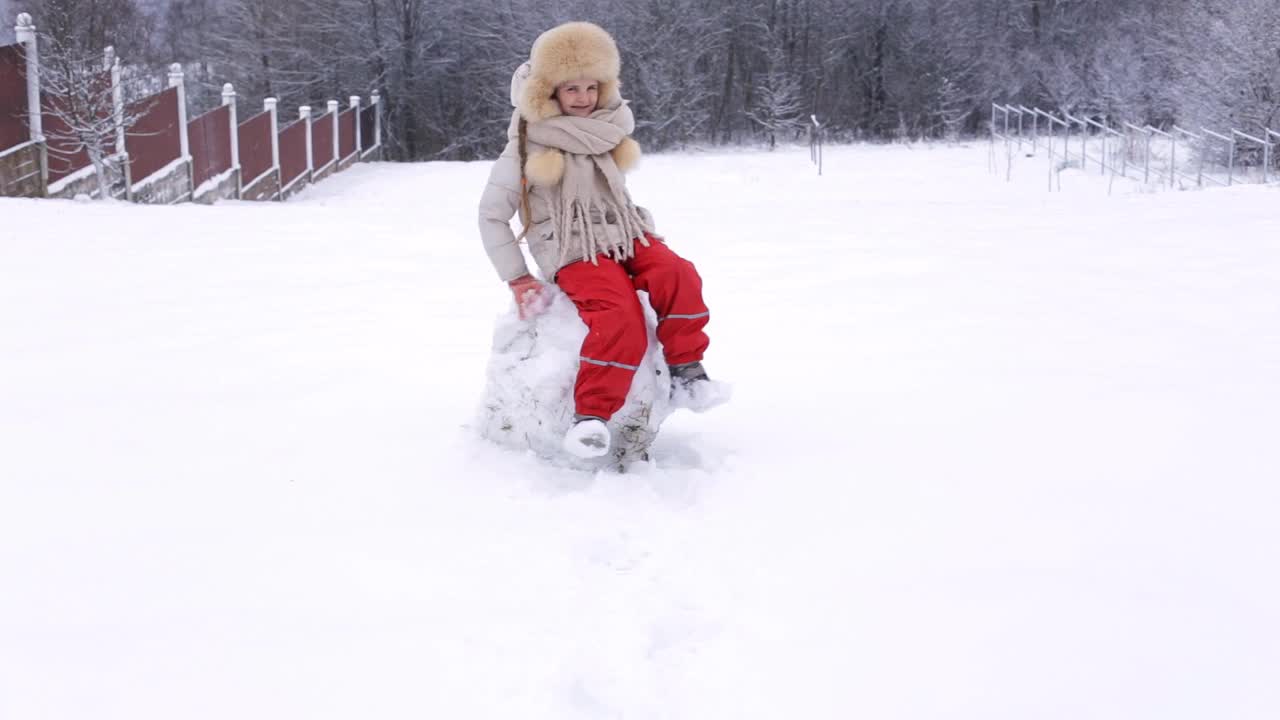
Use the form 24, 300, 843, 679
554, 78, 599, 118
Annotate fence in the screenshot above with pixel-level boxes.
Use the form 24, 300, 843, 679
311, 108, 335, 175
189, 104, 232, 191
990, 102, 1279, 193
278, 116, 308, 195
0, 42, 27, 149
0, 11, 384, 203
808, 114, 823, 176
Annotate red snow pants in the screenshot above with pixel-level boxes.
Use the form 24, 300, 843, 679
556, 235, 710, 421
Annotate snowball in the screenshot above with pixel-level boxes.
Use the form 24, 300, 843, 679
476, 287, 673, 471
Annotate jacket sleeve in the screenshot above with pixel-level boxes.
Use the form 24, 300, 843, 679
478, 140, 531, 282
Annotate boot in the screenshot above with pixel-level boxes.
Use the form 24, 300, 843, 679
563, 415, 611, 458
669, 361, 732, 413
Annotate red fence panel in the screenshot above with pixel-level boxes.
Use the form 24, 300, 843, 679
278, 118, 308, 188
237, 110, 273, 187
0, 44, 29, 151
41, 107, 90, 183
311, 112, 333, 169
188, 104, 231, 190
359, 104, 376, 151
125, 86, 182, 185
339, 108, 356, 159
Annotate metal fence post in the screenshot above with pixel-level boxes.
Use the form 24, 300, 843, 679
372, 91, 382, 150
1021, 106, 1038, 151
1044, 110, 1054, 190
300, 106, 313, 180
810, 114, 823, 176
223, 84, 240, 198
1228, 135, 1235, 186
1079, 118, 1086, 170
1267, 129, 1279, 183
1198, 135, 1206, 187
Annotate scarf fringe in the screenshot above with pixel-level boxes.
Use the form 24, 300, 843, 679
553, 192, 653, 270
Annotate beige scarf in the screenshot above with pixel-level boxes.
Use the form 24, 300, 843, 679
521, 105, 654, 267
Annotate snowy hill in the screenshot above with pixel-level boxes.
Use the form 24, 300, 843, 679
2, 144, 1278, 719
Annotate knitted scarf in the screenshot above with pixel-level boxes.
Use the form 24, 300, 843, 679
521, 105, 653, 268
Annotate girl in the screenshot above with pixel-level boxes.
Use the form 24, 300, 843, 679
478, 21, 725, 459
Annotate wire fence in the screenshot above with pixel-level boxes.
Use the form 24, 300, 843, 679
989, 102, 1278, 193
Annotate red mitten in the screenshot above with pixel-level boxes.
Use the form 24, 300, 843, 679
507, 274, 546, 320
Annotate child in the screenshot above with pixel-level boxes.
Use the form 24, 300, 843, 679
478, 21, 725, 459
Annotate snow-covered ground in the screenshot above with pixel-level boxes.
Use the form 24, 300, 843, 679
2, 143, 1278, 719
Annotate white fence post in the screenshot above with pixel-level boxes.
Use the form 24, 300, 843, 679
328, 99, 339, 165
168, 64, 191, 162
300, 106, 313, 179
14, 13, 42, 143
222, 83, 240, 197
350, 95, 361, 158
103, 47, 128, 199
264, 97, 280, 198
15, 12, 46, 193
168, 63, 192, 198
104, 47, 125, 156
372, 91, 382, 150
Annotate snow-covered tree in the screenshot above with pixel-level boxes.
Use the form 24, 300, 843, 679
747, 40, 805, 148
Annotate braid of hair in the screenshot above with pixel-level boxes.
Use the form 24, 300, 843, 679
516, 116, 533, 241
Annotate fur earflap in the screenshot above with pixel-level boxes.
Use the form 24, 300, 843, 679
518, 22, 622, 122
611, 137, 641, 173
525, 149, 566, 186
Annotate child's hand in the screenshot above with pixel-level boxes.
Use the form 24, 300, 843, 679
508, 274, 547, 320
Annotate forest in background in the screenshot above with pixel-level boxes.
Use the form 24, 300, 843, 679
5, 0, 1279, 161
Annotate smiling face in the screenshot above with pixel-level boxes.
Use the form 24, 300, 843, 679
554, 78, 600, 118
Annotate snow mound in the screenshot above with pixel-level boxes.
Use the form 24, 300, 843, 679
476, 288, 674, 470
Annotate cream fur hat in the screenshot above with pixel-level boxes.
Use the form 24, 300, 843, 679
510, 21, 641, 182
516, 21, 623, 123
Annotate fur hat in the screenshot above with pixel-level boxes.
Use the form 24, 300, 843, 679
517, 21, 622, 123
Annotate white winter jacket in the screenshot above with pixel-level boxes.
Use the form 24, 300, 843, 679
477, 65, 651, 283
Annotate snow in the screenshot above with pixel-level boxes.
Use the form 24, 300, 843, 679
2, 144, 1279, 719
130, 155, 189, 194
192, 166, 237, 199
45, 159, 101, 195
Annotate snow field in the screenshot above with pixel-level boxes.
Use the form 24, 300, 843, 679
1, 143, 1278, 719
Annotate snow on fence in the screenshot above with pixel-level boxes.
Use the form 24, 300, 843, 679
1, 11, 385, 203
991, 102, 1278, 193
